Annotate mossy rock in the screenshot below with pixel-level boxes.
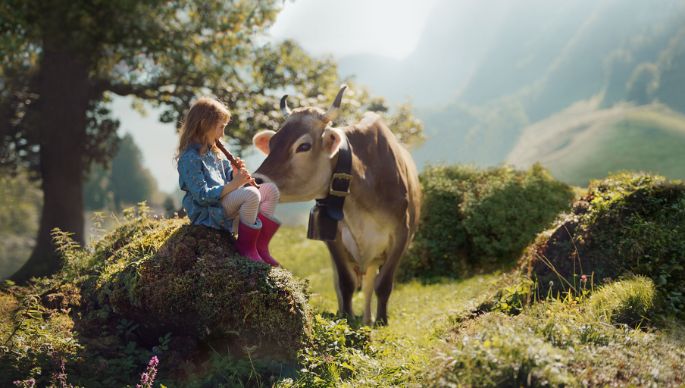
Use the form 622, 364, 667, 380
1, 214, 312, 385
80, 217, 312, 361
522, 172, 685, 319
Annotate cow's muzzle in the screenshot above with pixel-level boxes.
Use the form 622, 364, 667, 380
252, 173, 270, 185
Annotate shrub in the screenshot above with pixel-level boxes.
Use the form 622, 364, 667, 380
588, 276, 656, 327
523, 172, 685, 319
400, 163, 574, 280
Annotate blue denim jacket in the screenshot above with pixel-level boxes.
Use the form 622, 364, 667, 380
178, 143, 234, 231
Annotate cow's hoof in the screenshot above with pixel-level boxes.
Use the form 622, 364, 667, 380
374, 317, 388, 327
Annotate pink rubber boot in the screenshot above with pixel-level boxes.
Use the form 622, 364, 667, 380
235, 220, 264, 263
256, 212, 281, 267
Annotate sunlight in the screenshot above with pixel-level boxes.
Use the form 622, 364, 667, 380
269, 0, 440, 60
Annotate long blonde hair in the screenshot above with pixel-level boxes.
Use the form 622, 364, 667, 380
176, 97, 231, 160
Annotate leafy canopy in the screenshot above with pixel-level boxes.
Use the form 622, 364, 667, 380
0, 0, 423, 174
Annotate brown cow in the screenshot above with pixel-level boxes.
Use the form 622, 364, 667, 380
252, 86, 421, 325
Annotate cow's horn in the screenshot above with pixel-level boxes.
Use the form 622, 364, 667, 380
280, 95, 291, 118
325, 84, 347, 122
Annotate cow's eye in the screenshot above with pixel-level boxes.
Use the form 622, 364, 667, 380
296, 143, 311, 153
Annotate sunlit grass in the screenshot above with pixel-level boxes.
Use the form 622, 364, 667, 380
271, 225, 508, 385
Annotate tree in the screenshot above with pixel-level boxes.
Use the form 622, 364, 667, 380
84, 133, 159, 211
0, 1, 423, 282
0, 169, 42, 279
109, 133, 158, 211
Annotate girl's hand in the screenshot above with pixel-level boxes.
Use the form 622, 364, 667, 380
234, 167, 252, 186
234, 157, 246, 169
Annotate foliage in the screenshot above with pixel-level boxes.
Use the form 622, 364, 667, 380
523, 172, 685, 319
279, 314, 373, 387
489, 278, 535, 316
0, 282, 82, 386
1, 0, 425, 282
0, 0, 424, 171
400, 163, 574, 280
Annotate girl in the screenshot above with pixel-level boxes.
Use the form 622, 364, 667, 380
176, 97, 281, 266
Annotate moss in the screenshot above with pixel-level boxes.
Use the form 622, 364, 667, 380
522, 172, 685, 319
2, 211, 312, 386
83, 217, 312, 360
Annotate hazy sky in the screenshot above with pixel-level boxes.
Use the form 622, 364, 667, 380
116, 0, 439, 193
270, 0, 439, 60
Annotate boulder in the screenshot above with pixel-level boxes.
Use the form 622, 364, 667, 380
80, 216, 312, 360
522, 173, 685, 318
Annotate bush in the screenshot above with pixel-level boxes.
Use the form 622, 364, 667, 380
522, 172, 685, 319
400, 163, 574, 280
588, 276, 656, 327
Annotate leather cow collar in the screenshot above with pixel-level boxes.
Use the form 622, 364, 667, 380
307, 136, 352, 241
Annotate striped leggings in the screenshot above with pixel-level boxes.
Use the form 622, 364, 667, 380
221, 182, 279, 226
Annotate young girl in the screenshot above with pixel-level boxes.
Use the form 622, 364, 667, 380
176, 97, 281, 266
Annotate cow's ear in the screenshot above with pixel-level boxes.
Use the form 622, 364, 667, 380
253, 130, 276, 155
322, 127, 344, 158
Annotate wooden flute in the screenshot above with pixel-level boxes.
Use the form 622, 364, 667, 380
215, 140, 259, 188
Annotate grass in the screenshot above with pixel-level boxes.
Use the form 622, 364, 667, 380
508, 102, 685, 186
3, 220, 684, 386
428, 302, 685, 387
272, 225, 685, 387
272, 226, 509, 385
587, 276, 656, 326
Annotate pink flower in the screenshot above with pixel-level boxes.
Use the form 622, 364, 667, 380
580, 274, 588, 283
136, 356, 159, 388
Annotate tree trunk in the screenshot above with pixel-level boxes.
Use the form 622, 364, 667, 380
10, 48, 90, 283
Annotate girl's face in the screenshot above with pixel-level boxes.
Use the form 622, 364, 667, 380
209, 120, 228, 143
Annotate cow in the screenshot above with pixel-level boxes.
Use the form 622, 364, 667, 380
252, 85, 421, 325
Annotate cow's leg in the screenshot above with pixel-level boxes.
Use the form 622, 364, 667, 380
326, 240, 357, 319
362, 264, 379, 325
374, 229, 409, 326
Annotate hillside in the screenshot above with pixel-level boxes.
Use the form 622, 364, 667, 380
338, 0, 685, 174
507, 102, 685, 186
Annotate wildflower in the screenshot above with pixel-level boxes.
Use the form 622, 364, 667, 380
13, 378, 36, 388
136, 356, 159, 388
54, 360, 71, 388
580, 274, 587, 283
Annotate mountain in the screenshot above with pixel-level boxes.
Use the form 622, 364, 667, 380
507, 102, 685, 186
338, 0, 512, 105
337, 0, 685, 180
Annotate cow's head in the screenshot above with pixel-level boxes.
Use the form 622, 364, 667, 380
253, 85, 348, 202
